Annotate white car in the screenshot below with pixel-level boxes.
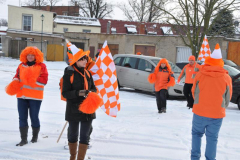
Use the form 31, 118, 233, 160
113, 54, 185, 96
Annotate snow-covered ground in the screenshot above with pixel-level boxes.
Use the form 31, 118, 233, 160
0, 57, 239, 160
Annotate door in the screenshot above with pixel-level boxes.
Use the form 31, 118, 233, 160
135, 45, 155, 56
89, 46, 95, 58
134, 58, 155, 91
117, 57, 138, 88
98, 44, 119, 57
176, 46, 192, 62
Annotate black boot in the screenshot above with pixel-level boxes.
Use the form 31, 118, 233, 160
16, 126, 28, 146
31, 127, 40, 143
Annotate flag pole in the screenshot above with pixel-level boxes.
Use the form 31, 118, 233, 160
57, 121, 68, 143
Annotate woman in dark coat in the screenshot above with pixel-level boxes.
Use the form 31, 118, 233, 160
62, 41, 100, 160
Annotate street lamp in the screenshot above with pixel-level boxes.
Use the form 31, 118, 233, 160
41, 14, 44, 52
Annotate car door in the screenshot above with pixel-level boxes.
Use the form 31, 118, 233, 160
117, 57, 138, 88
134, 58, 154, 92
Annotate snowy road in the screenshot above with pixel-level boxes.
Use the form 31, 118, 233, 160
0, 57, 239, 160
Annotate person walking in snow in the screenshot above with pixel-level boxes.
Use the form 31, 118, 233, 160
191, 44, 232, 160
62, 41, 101, 160
148, 58, 175, 113
5, 46, 48, 146
177, 55, 201, 109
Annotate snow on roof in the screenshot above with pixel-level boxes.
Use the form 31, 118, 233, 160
124, 24, 136, 28
124, 24, 137, 33
161, 27, 173, 35
0, 26, 8, 32
111, 27, 116, 32
54, 15, 101, 26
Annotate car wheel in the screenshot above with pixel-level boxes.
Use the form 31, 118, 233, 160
237, 97, 240, 110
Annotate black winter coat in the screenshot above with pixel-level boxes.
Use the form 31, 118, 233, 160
62, 66, 97, 122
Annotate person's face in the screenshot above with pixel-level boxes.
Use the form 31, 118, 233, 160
76, 56, 87, 68
27, 54, 35, 62
189, 60, 195, 65
161, 63, 166, 68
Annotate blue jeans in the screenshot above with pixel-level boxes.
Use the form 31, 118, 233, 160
191, 114, 223, 160
17, 98, 42, 128
68, 120, 92, 145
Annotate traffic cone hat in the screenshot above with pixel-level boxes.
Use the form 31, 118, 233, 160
204, 43, 224, 67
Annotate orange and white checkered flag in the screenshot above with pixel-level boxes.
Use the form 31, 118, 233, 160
198, 35, 211, 62
89, 41, 120, 117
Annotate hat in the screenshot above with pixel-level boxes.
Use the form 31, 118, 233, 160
188, 55, 196, 61
136, 52, 141, 55
66, 39, 90, 66
204, 43, 224, 67
20, 46, 43, 64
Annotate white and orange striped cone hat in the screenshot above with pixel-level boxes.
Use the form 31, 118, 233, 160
204, 43, 224, 67
66, 39, 90, 66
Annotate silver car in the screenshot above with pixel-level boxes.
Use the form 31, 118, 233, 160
113, 54, 184, 96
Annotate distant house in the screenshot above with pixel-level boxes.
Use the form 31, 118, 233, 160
23, 3, 79, 16
99, 19, 175, 35
0, 26, 7, 43
53, 15, 101, 34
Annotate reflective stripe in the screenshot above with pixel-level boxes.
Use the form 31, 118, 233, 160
23, 85, 44, 91
36, 82, 46, 86
222, 85, 230, 108
194, 81, 200, 104
18, 96, 42, 101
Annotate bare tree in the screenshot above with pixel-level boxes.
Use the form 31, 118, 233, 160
0, 0, 6, 4
119, 0, 166, 22
0, 19, 8, 26
153, 0, 240, 56
46, 0, 60, 11
24, 0, 48, 9
70, 0, 113, 18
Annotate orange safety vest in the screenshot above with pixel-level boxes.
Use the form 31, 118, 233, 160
16, 64, 44, 100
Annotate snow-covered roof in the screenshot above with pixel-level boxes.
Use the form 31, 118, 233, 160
0, 26, 8, 32
54, 15, 101, 27
161, 27, 173, 35
124, 24, 136, 28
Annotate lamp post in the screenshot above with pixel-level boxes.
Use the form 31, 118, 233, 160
41, 14, 44, 52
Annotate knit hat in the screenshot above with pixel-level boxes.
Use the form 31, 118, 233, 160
136, 52, 141, 55
20, 46, 43, 64
188, 55, 196, 61
66, 39, 90, 66
204, 43, 224, 67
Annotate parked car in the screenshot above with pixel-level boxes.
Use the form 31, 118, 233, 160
223, 65, 240, 110
176, 61, 202, 69
113, 54, 184, 97
0, 43, 2, 51
223, 59, 240, 70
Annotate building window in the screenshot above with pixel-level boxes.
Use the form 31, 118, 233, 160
63, 28, 68, 32
23, 15, 32, 31
83, 29, 91, 33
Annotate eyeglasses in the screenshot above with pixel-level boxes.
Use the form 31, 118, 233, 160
78, 55, 88, 62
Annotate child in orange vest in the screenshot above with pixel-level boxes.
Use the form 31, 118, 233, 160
148, 58, 175, 113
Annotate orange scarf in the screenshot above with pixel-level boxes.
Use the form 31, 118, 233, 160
73, 66, 88, 90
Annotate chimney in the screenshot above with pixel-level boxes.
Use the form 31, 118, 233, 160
107, 21, 111, 34
75, 1, 78, 6
46, 5, 50, 11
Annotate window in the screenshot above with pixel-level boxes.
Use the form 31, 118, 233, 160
23, 15, 32, 31
137, 59, 153, 72
63, 28, 68, 32
114, 57, 122, 66
121, 57, 137, 69
83, 29, 91, 33
63, 11, 68, 16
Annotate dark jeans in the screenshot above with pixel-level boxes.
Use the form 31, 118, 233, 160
184, 83, 194, 107
68, 120, 92, 145
17, 98, 42, 128
155, 89, 168, 111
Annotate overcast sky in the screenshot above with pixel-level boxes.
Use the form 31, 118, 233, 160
0, 0, 127, 20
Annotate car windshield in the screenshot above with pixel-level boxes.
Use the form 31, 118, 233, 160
151, 59, 181, 73
224, 60, 237, 67
223, 65, 240, 77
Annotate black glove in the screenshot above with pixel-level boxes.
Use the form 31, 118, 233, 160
78, 90, 90, 97
65, 66, 74, 76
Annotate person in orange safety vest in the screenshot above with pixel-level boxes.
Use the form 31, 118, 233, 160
191, 43, 232, 160
148, 58, 175, 113
177, 55, 201, 109
5, 46, 48, 146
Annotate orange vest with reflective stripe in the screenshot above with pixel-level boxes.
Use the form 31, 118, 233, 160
16, 64, 44, 100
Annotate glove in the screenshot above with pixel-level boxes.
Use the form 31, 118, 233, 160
79, 90, 90, 97
65, 66, 74, 76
